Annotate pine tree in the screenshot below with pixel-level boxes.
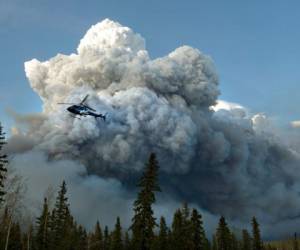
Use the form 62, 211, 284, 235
190, 208, 206, 250
110, 217, 123, 250
36, 198, 50, 250
216, 216, 231, 250
77, 225, 88, 250
293, 233, 299, 250
171, 209, 185, 250
212, 234, 217, 250
157, 216, 168, 250
181, 203, 193, 249
131, 153, 161, 250
90, 220, 103, 250
230, 232, 239, 250
242, 229, 252, 250
50, 180, 70, 250
252, 217, 262, 250
123, 232, 131, 250
0, 123, 8, 204
103, 226, 111, 250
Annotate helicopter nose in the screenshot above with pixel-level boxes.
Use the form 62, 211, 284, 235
67, 107, 72, 112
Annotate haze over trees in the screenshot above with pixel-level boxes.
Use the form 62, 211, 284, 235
0, 123, 295, 250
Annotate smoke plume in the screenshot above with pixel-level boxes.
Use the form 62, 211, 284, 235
5, 19, 300, 237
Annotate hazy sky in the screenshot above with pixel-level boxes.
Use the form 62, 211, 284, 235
1, 0, 300, 132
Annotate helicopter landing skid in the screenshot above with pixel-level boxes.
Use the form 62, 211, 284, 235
70, 114, 81, 120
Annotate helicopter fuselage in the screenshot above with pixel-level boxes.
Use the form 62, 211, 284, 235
67, 105, 106, 120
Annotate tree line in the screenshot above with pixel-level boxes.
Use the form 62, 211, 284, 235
0, 122, 297, 250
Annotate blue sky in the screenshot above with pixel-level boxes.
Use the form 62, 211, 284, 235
1, 0, 300, 132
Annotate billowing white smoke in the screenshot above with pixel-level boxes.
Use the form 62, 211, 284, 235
6, 19, 300, 237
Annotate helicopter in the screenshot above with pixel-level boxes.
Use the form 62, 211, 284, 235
58, 94, 106, 121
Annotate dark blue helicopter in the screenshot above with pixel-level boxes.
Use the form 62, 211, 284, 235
58, 94, 106, 121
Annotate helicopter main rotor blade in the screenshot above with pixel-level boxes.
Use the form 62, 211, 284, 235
83, 104, 96, 112
80, 94, 89, 104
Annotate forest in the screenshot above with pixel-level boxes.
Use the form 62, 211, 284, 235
0, 123, 298, 250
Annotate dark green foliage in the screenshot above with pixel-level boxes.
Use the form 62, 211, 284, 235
294, 233, 299, 250
190, 208, 206, 250
0, 123, 7, 204
110, 216, 123, 250
242, 229, 252, 250
230, 232, 239, 250
50, 180, 72, 250
131, 153, 161, 250
104, 226, 111, 250
157, 216, 168, 250
76, 225, 88, 250
171, 209, 185, 250
90, 220, 103, 250
36, 198, 50, 250
212, 234, 218, 250
216, 216, 231, 250
252, 217, 262, 250
123, 231, 131, 250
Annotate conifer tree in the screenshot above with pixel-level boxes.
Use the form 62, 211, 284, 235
0, 123, 8, 204
90, 220, 103, 250
230, 232, 239, 250
103, 226, 111, 250
110, 217, 123, 250
51, 180, 70, 250
157, 216, 168, 250
36, 198, 50, 250
171, 209, 185, 250
252, 217, 262, 250
242, 229, 252, 250
181, 203, 193, 249
216, 216, 231, 250
123, 232, 131, 250
77, 225, 88, 250
131, 153, 161, 250
294, 233, 299, 250
212, 234, 217, 250
190, 208, 206, 250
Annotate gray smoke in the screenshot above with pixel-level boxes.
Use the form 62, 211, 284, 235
5, 19, 300, 238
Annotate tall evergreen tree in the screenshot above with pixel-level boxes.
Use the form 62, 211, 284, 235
0, 123, 8, 204
123, 232, 131, 250
36, 198, 50, 250
110, 217, 123, 250
242, 229, 252, 250
252, 217, 262, 250
216, 216, 231, 250
212, 234, 217, 250
171, 209, 185, 250
157, 216, 168, 250
76, 225, 88, 250
181, 203, 193, 249
230, 232, 239, 250
103, 226, 111, 250
131, 153, 161, 250
294, 233, 299, 250
190, 208, 206, 250
50, 180, 71, 250
90, 220, 103, 250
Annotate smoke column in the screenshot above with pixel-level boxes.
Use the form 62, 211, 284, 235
5, 19, 300, 237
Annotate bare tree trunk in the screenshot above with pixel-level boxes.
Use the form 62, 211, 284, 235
4, 216, 12, 250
